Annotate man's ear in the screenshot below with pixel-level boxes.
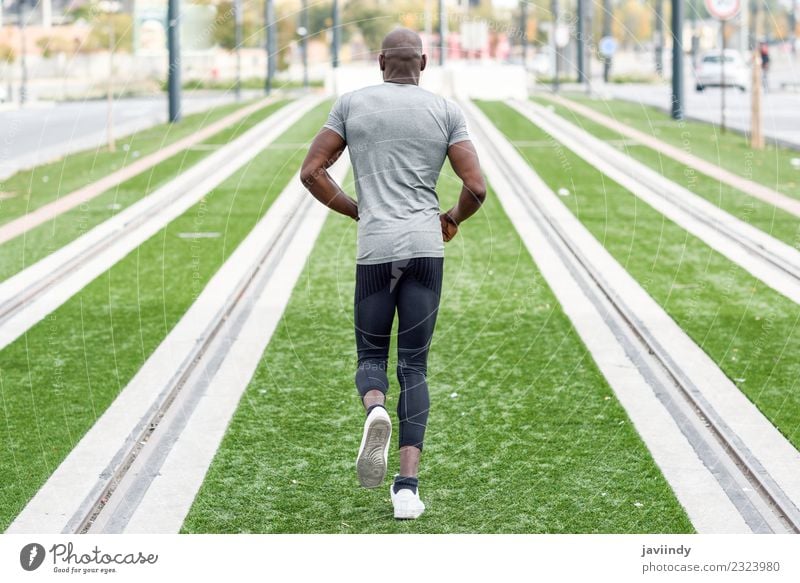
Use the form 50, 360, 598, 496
420, 54, 427, 72
379, 53, 385, 71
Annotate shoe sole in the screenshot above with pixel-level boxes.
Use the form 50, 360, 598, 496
393, 507, 425, 520
356, 416, 391, 488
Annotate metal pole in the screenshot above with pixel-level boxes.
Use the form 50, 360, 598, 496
792, 0, 797, 54
19, 0, 27, 105
234, 0, 242, 100
520, 1, 528, 68
655, 0, 664, 75
107, 23, 116, 152
551, 0, 559, 92
602, 0, 611, 82
720, 21, 726, 132
577, 0, 584, 82
438, 0, 445, 66
265, 0, 275, 95
332, 0, 340, 68
585, 0, 593, 93
670, 0, 684, 119
300, 0, 308, 89
750, 0, 764, 148
167, 0, 181, 122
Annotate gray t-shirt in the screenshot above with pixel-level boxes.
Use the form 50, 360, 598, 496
323, 82, 470, 265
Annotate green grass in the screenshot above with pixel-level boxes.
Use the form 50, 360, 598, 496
0, 100, 289, 282
557, 94, 800, 200
533, 97, 800, 249
181, 167, 694, 534
0, 101, 331, 531
479, 100, 800, 453
0, 99, 267, 225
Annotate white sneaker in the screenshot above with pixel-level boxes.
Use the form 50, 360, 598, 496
356, 406, 391, 488
390, 481, 426, 519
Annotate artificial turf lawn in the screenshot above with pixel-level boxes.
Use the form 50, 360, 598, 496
181, 168, 695, 534
0, 99, 289, 282
532, 96, 800, 249
557, 94, 800, 200
0, 98, 265, 225
479, 100, 800, 452
0, 101, 331, 531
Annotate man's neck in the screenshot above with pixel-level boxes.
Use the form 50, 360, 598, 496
383, 71, 420, 85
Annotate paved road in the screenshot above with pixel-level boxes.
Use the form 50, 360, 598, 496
594, 56, 800, 148
0, 92, 262, 181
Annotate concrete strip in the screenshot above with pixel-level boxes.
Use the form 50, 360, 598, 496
510, 99, 800, 306
0, 95, 323, 353
541, 93, 800, 219
5, 158, 348, 534
0, 97, 278, 246
466, 99, 800, 532
122, 169, 343, 533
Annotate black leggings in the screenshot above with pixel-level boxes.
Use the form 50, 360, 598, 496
354, 257, 444, 451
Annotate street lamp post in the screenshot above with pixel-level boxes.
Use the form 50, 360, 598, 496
167, 0, 181, 122
551, 0, 559, 92
520, 1, 528, 68
602, 0, 612, 82
234, 0, 242, 100
332, 0, 340, 69
655, 0, 664, 75
299, 0, 309, 89
438, 0, 445, 66
18, 0, 27, 105
670, 0, 684, 119
265, 0, 275, 95
577, 0, 584, 82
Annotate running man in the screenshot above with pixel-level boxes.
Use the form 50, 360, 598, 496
300, 28, 486, 519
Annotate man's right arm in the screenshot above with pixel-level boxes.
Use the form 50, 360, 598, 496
442, 140, 487, 240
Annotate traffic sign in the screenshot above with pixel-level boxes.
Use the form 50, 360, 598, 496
599, 36, 617, 58
705, 0, 740, 20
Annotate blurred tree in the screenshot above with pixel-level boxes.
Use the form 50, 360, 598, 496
85, 14, 134, 53
212, 0, 265, 49
36, 35, 79, 58
342, 0, 394, 52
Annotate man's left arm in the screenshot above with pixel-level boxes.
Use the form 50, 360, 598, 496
300, 128, 359, 221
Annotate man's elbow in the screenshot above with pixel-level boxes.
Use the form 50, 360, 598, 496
299, 164, 318, 189
466, 179, 487, 204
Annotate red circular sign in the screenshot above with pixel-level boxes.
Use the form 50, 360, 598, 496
705, 0, 741, 20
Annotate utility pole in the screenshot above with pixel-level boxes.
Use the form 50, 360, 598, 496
602, 0, 612, 82
670, 0, 684, 119
585, 0, 594, 93
18, 0, 27, 105
655, 0, 664, 75
234, 0, 242, 100
551, 0, 559, 92
438, 0, 446, 66
791, 0, 797, 55
265, 0, 275, 95
577, 0, 585, 82
167, 0, 181, 122
332, 0, 340, 69
751, 0, 764, 148
300, 0, 308, 89
107, 22, 116, 152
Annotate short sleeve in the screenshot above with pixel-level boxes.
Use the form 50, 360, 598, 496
323, 95, 347, 141
447, 102, 470, 146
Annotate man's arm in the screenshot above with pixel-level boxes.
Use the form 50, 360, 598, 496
441, 139, 487, 241
300, 128, 359, 221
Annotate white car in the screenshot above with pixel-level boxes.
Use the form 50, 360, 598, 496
695, 50, 748, 92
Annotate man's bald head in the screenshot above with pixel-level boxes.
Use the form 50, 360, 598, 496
379, 28, 426, 84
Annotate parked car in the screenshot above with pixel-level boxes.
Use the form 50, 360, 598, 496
695, 50, 748, 92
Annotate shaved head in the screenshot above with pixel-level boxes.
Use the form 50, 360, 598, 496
379, 28, 426, 84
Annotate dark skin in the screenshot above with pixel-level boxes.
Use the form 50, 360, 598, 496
299, 28, 486, 476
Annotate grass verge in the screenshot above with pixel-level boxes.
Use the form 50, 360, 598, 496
479, 100, 800, 454
557, 94, 800, 200
0, 100, 288, 282
533, 96, 800, 249
0, 101, 331, 531
181, 166, 694, 534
